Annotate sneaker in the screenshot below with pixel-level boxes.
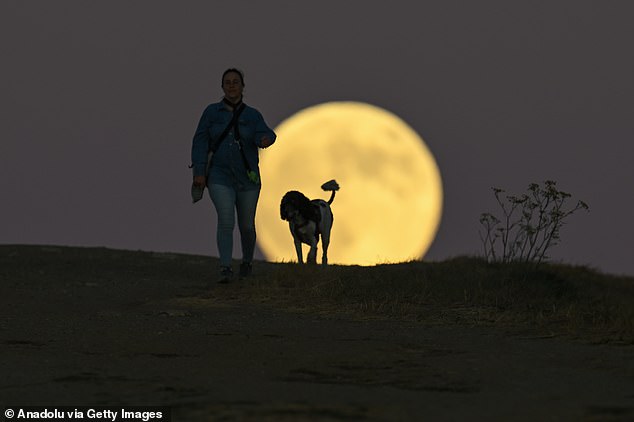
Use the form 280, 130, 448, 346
239, 262, 252, 279
218, 266, 233, 284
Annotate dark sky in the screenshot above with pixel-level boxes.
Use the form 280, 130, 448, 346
2, 1, 633, 275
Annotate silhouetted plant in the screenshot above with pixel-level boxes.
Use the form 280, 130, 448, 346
479, 180, 589, 265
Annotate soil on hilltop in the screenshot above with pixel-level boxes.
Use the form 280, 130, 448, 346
1, 245, 633, 421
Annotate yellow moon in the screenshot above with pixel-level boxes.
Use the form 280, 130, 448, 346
257, 102, 443, 265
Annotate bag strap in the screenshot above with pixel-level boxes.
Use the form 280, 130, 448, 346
210, 103, 246, 153
236, 137, 259, 183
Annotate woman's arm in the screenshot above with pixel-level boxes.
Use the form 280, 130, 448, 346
253, 109, 276, 149
191, 106, 213, 177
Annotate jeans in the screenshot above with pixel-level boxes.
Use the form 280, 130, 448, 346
209, 184, 260, 267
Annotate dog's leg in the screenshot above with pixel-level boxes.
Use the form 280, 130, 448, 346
294, 237, 304, 264
307, 243, 318, 264
307, 232, 318, 264
321, 231, 330, 265
320, 208, 333, 266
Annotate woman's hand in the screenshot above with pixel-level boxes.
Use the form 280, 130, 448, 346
260, 135, 273, 148
193, 175, 207, 187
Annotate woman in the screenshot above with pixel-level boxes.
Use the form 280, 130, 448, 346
191, 68, 276, 283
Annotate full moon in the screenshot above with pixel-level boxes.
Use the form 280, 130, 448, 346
256, 102, 443, 266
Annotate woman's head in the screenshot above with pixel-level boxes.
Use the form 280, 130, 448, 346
222, 68, 245, 103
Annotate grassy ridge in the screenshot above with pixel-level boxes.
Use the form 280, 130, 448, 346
2, 245, 633, 343
249, 258, 634, 342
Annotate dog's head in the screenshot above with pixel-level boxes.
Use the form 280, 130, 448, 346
280, 191, 315, 222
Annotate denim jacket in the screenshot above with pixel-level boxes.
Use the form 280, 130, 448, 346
191, 101, 276, 189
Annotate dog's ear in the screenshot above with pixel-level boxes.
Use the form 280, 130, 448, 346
280, 205, 289, 220
280, 194, 289, 220
280, 191, 297, 220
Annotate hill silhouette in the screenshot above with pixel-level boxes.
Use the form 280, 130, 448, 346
1, 245, 633, 420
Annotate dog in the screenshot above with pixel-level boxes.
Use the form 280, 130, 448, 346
280, 180, 340, 265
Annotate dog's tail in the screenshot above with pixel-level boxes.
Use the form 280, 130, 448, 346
321, 179, 340, 204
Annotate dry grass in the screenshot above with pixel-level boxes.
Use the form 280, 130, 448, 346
2, 245, 633, 343
248, 258, 634, 341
